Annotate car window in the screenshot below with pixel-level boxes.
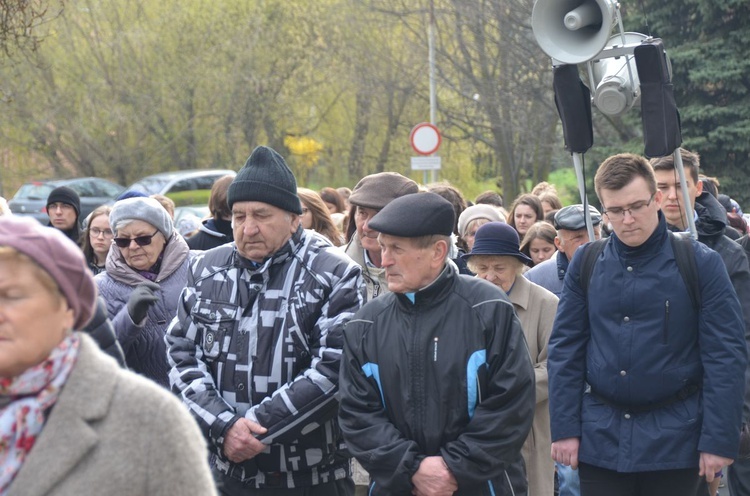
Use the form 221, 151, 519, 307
169, 178, 198, 193
194, 175, 220, 190
128, 178, 169, 195
89, 179, 123, 197
70, 180, 97, 198
13, 183, 54, 200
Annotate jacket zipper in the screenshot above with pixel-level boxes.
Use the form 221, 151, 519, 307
663, 300, 670, 344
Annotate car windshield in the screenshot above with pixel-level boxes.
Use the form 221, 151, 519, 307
13, 183, 55, 200
127, 178, 170, 195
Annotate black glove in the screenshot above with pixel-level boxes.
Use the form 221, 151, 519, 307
127, 281, 160, 324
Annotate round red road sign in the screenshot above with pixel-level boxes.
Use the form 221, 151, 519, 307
410, 123, 441, 155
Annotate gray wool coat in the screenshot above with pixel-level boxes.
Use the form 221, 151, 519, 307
96, 231, 191, 387
8, 334, 216, 496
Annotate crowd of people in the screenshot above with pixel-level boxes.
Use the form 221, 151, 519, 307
0, 145, 749, 496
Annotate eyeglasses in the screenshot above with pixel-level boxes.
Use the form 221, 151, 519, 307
602, 193, 656, 220
113, 230, 160, 248
90, 227, 114, 238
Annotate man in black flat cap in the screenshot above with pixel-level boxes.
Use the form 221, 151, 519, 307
338, 192, 535, 496
525, 204, 602, 297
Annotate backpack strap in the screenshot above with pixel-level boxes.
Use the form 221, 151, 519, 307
579, 238, 608, 297
668, 231, 701, 311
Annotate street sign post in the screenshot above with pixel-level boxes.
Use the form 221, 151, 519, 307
410, 123, 442, 180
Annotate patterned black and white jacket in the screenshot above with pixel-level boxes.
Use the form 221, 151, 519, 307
166, 227, 364, 488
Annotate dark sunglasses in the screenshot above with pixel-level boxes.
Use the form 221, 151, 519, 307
113, 230, 160, 248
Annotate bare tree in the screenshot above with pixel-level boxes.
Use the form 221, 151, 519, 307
0, 0, 64, 56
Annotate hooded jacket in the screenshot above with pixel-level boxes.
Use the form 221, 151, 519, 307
339, 263, 535, 495
675, 193, 750, 420
186, 218, 233, 251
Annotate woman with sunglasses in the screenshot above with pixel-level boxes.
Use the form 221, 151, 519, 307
79, 205, 113, 275
95, 197, 190, 388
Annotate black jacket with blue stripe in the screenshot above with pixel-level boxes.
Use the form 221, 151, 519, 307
339, 263, 535, 496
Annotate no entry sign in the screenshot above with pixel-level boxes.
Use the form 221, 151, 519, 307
410, 123, 441, 155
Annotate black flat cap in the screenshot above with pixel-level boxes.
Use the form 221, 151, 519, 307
368, 192, 454, 237
554, 204, 602, 231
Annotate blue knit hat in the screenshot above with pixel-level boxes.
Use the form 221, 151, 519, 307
227, 146, 302, 214
463, 221, 532, 266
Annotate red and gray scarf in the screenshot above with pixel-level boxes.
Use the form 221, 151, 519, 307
0, 334, 80, 494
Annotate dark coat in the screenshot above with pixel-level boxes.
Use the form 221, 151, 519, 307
692, 193, 750, 421
81, 297, 126, 367
339, 263, 535, 495
186, 218, 233, 250
549, 214, 746, 472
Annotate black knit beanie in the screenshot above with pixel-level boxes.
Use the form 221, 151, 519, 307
227, 146, 303, 214
47, 186, 81, 217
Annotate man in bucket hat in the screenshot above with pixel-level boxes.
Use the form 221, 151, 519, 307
167, 146, 365, 494
338, 192, 535, 496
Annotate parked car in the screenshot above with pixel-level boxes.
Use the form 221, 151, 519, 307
125, 169, 236, 205
8, 177, 125, 224
174, 204, 210, 238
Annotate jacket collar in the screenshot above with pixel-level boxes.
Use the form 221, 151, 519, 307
508, 274, 532, 311
394, 261, 456, 308
611, 211, 669, 259
234, 225, 305, 271
10, 335, 116, 496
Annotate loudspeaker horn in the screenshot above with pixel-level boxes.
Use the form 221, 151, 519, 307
532, 0, 618, 65
591, 32, 649, 116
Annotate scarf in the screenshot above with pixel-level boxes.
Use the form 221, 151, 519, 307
0, 333, 81, 494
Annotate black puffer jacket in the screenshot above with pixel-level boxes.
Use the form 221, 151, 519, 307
689, 193, 750, 420
339, 263, 535, 496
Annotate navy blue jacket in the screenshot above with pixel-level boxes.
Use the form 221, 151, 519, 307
549, 213, 746, 472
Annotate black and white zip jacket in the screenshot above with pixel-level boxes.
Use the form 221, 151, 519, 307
166, 227, 364, 488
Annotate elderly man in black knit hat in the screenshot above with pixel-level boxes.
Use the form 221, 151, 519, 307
167, 145, 365, 495
46, 185, 81, 242
338, 192, 535, 496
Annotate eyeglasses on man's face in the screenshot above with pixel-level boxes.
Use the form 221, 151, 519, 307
90, 227, 114, 238
113, 230, 160, 248
602, 193, 656, 221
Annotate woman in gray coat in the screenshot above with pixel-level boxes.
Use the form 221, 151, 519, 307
96, 197, 191, 387
0, 216, 215, 496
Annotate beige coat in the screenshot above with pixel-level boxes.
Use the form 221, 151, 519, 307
9, 334, 216, 496
509, 275, 558, 496
343, 233, 388, 301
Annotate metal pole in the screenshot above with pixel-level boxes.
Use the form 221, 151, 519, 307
428, 0, 438, 183
673, 149, 698, 239
572, 152, 596, 242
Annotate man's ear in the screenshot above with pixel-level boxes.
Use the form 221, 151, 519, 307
433, 239, 449, 266
696, 179, 703, 196
554, 235, 563, 251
